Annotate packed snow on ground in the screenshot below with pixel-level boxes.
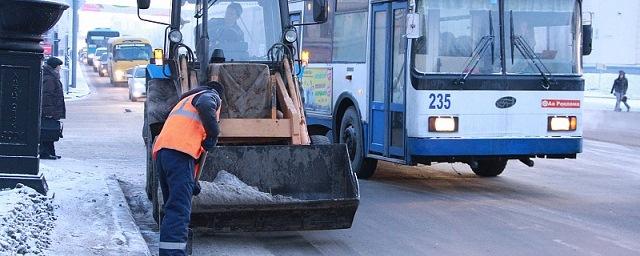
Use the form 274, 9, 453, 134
193, 171, 301, 205
583, 72, 640, 97
0, 184, 56, 255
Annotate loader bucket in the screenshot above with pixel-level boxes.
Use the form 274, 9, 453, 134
189, 144, 359, 232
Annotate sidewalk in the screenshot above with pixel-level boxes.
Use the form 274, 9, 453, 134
36, 159, 149, 255
583, 109, 640, 147
64, 66, 92, 101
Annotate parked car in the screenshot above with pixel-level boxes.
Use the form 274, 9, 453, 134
127, 65, 147, 101
79, 48, 88, 64
98, 53, 109, 77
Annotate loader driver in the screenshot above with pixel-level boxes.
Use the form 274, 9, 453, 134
210, 3, 247, 60
152, 81, 224, 256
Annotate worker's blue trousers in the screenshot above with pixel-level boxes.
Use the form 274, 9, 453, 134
156, 149, 195, 256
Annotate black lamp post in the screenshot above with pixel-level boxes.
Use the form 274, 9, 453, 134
0, 0, 69, 194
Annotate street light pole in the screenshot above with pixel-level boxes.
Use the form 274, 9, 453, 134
71, 0, 79, 88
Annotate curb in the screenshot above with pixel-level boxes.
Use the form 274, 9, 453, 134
584, 95, 615, 99
105, 177, 153, 256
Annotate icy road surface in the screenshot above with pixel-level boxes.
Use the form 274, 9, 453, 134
51, 66, 640, 255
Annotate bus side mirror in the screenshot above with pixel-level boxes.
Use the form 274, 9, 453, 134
582, 24, 593, 56
313, 0, 328, 23
137, 0, 150, 10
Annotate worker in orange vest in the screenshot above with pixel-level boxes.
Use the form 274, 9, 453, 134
152, 81, 224, 256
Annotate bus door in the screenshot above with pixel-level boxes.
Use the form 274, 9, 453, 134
369, 1, 407, 159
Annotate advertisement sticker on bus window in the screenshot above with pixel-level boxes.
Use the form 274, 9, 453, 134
301, 68, 333, 114
541, 99, 581, 108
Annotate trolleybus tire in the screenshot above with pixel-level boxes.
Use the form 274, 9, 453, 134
340, 107, 378, 179
472, 158, 508, 177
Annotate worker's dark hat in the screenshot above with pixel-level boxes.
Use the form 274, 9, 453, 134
46, 57, 63, 68
206, 80, 225, 97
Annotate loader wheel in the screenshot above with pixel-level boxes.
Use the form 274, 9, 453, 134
310, 135, 331, 145
472, 159, 508, 177
340, 107, 377, 179
145, 144, 153, 200
151, 168, 163, 225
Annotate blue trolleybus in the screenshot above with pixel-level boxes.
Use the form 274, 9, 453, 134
290, 0, 592, 178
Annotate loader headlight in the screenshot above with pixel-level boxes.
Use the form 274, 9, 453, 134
548, 116, 577, 131
428, 116, 458, 133
168, 30, 183, 43
283, 28, 297, 44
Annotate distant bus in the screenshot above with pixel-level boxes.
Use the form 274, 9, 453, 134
290, 0, 590, 179
86, 28, 120, 65
106, 37, 152, 84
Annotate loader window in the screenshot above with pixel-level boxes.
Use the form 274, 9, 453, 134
205, 1, 283, 61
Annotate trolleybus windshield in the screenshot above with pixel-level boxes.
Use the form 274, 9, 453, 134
413, 0, 581, 76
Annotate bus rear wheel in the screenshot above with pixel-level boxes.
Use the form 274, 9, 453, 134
340, 107, 377, 179
471, 158, 508, 177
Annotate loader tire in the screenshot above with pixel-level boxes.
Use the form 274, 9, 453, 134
145, 144, 153, 200
310, 135, 331, 145
472, 159, 508, 177
340, 107, 377, 179
151, 168, 163, 225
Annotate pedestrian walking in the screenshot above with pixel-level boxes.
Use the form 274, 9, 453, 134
611, 70, 630, 112
152, 80, 224, 256
40, 57, 66, 160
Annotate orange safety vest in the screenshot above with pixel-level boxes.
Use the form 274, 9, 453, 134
152, 91, 207, 161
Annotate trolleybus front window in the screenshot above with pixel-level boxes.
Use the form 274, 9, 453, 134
413, 0, 501, 75
505, 0, 580, 75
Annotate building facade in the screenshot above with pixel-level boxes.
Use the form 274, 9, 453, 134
583, 0, 640, 67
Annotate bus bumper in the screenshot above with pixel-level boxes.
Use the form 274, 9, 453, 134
407, 137, 582, 160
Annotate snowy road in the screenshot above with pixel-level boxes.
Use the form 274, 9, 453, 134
57, 66, 640, 255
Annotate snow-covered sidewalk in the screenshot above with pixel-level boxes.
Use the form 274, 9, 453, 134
41, 159, 150, 256
64, 66, 91, 101
0, 185, 56, 255
0, 159, 151, 255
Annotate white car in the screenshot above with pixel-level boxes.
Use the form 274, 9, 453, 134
127, 65, 147, 102
92, 47, 107, 72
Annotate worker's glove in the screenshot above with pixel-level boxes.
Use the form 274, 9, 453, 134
193, 181, 201, 196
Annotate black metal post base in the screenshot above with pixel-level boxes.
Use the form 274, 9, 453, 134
0, 173, 48, 194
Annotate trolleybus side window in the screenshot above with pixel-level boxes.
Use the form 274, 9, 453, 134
336, 0, 367, 12
301, 0, 335, 63
301, 0, 368, 63
331, 0, 368, 63
332, 11, 367, 62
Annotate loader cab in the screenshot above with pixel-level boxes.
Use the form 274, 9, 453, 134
137, 0, 327, 65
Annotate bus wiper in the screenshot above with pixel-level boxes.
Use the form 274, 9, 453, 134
509, 11, 555, 89
455, 11, 495, 85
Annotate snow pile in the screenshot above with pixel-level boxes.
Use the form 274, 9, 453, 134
194, 171, 301, 205
0, 184, 56, 255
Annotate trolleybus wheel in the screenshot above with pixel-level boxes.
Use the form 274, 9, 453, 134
340, 107, 377, 179
472, 158, 508, 177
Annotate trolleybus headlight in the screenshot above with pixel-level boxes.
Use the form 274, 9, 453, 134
283, 28, 297, 44
548, 116, 577, 131
168, 30, 183, 43
428, 116, 459, 132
